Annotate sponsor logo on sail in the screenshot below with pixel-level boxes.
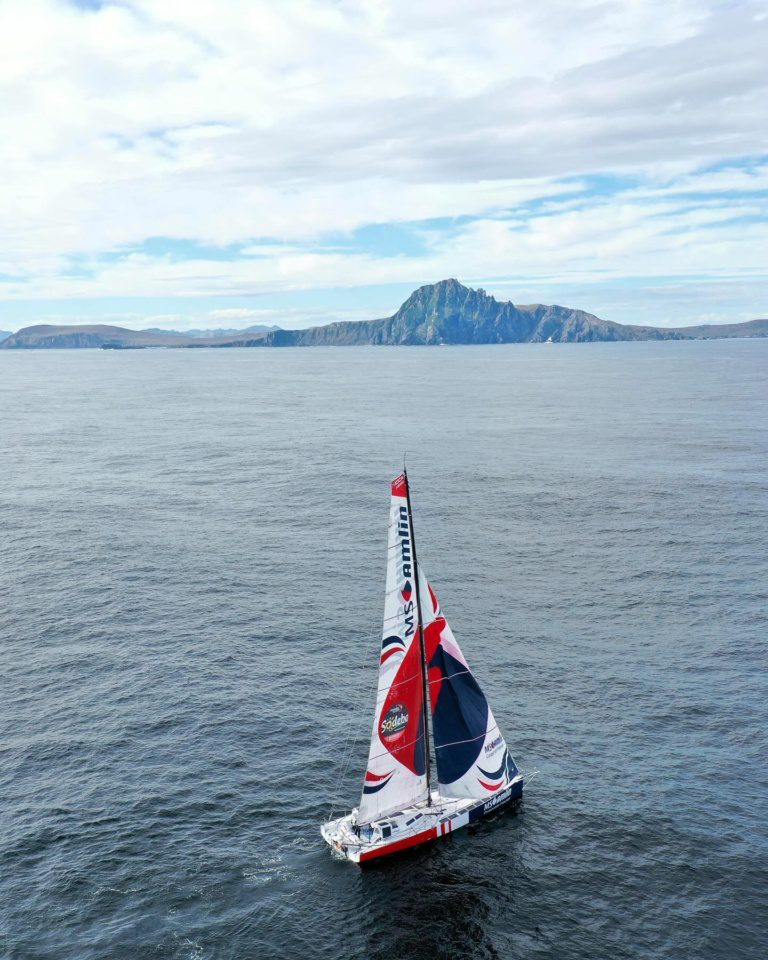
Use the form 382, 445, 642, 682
397, 506, 413, 579
397, 506, 415, 637
485, 734, 503, 755
380, 703, 409, 741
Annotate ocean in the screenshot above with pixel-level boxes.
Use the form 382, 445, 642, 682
1, 341, 766, 959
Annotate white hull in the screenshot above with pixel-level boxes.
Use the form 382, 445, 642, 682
321, 776, 524, 864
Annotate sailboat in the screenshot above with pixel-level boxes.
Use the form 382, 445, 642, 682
321, 471, 532, 863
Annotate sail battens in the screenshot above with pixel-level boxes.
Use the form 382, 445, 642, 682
363, 731, 432, 767
433, 724, 500, 751
364, 724, 507, 766
428, 667, 473, 686
372, 667, 428, 698
369, 665, 481, 710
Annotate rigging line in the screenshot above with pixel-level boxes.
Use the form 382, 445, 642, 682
327, 582, 398, 817
362, 723, 502, 768
327, 614, 381, 821
371, 664, 475, 699
433, 724, 501, 752
329, 683, 373, 821
382, 587, 416, 601
329, 646, 376, 809
382, 612, 416, 633
329, 670, 377, 821
379, 602, 436, 623
380, 606, 433, 624
329, 702, 364, 816
380, 580, 432, 607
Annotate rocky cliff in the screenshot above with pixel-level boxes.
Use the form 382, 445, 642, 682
2, 281, 765, 348
245, 279, 684, 346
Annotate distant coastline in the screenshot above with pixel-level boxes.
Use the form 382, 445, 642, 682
2, 279, 766, 349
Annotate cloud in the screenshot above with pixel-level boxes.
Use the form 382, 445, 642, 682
0, 0, 766, 325
2, 167, 765, 304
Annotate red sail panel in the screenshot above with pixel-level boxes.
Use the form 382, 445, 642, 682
358, 474, 429, 823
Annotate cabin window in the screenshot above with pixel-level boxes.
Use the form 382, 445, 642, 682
382, 825, 392, 839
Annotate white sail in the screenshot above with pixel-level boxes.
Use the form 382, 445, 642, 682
418, 564, 518, 801
357, 474, 430, 823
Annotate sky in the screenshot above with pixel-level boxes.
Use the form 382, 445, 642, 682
1, 0, 767, 332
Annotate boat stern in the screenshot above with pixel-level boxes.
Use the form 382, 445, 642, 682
320, 813, 363, 862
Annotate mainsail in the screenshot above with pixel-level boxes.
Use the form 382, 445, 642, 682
419, 565, 518, 800
358, 474, 429, 823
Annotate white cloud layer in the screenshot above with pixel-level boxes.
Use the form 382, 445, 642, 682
0, 0, 766, 325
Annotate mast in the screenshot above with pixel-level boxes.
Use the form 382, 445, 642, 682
403, 468, 432, 798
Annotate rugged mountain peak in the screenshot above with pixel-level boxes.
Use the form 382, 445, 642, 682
383, 278, 517, 344
394, 278, 492, 317
411, 277, 469, 296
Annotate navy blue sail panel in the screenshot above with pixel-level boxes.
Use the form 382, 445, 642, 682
428, 646, 489, 785
420, 566, 515, 799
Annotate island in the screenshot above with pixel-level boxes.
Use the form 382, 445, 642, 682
2, 280, 766, 349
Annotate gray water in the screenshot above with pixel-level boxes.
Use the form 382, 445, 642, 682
1, 342, 766, 960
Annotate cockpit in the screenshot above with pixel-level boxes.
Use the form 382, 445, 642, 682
354, 820, 395, 843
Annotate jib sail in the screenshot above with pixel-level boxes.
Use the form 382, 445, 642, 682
419, 565, 518, 800
358, 474, 429, 823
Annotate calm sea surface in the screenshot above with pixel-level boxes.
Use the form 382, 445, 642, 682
1, 342, 766, 960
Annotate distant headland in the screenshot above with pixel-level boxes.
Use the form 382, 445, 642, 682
2, 280, 766, 349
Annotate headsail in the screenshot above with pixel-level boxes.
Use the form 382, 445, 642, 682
358, 474, 429, 823
419, 565, 518, 800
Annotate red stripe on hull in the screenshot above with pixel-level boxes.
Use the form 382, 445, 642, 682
359, 826, 438, 863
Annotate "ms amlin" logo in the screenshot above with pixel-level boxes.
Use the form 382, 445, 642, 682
396, 505, 415, 637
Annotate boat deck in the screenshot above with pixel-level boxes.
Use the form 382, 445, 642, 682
321, 780, 524, 863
